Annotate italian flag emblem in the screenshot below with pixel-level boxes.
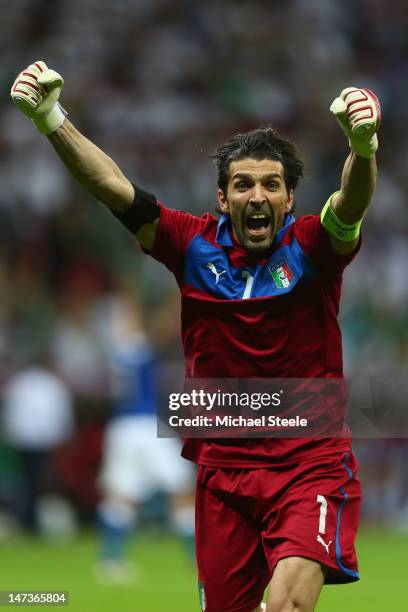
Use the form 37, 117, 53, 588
269, 260, 293, 288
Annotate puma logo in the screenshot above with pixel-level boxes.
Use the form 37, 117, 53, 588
206, 262, 226, 285
316, 535, 332, 555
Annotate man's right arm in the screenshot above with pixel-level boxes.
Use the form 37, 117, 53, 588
48, 119, 134, 211
47, 119, 159, 251
10, 60, 158, 251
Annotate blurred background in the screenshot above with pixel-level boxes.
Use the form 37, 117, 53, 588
1, 0, 408, 610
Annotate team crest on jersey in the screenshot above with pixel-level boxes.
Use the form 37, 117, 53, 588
198, 581, 207, 611
268, 260, 293, 289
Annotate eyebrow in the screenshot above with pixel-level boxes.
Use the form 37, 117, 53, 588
232, 172, 282, 181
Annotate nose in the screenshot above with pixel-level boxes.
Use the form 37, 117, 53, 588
249, 184, 266, 206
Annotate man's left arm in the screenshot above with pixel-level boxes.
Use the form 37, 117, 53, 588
321, 87, 381, 255
329, 152, 376, 254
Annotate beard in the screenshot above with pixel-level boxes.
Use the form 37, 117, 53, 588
230, 211, 276, 252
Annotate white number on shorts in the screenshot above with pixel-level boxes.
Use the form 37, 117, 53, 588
241, 271, 254, 299
316, 494, 328, 534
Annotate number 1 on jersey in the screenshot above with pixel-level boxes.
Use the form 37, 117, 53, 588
242, 271, 254, 299
316, 495, 328, 534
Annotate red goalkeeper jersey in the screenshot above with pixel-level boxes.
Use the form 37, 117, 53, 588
146, 204, 360, 467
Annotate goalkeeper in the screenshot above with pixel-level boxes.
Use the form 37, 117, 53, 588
11, 61, 380, 612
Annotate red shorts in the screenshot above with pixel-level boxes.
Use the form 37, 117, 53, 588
195, 451, 361, 612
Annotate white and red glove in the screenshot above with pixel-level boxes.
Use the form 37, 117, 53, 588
10, 60, 66, 135
330, 87, 381, 159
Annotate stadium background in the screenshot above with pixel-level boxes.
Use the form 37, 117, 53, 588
1, 0, 408, 610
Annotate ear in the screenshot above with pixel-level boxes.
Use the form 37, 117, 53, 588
217, 189, 229, 213
285, 189, 294, 213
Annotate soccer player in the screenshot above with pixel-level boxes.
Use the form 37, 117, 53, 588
96, 287, 195, 582
11, 61, 380, 612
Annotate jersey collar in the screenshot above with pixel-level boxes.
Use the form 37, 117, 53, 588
215, 213, 295, 248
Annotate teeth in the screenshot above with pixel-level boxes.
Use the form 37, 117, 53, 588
249, 214, 267, 219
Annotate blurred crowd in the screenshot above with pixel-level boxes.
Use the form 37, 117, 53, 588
1, 0, 408, 536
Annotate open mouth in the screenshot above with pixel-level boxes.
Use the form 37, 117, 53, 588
245, 213, 271, 237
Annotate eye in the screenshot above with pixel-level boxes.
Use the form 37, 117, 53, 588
266, 182, 278, 190
235, 181, 250, 191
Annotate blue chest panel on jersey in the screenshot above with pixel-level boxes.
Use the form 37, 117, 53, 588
183, 216, 318, 300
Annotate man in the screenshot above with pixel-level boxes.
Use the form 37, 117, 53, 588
11, 61, 380, 612
97, 286, 195, 582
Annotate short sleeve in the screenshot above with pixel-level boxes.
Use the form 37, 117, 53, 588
294, 214, 362, 276
143, 203, 207, 284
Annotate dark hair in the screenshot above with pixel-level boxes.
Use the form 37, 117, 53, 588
211, 126, 304, 195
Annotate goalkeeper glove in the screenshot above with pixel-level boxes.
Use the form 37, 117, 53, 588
10, 60, 66, 135
330, 87, 381, 159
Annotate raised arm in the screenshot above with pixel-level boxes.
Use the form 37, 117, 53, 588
48, 119, 134, 211
321, 87, 381, 254
10, 61, 159, 250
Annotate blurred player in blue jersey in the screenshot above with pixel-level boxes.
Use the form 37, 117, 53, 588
96, 285, 194, 582
11, 62, 380, 611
